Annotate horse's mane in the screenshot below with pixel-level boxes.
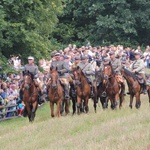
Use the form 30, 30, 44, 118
123, 67, 137, 81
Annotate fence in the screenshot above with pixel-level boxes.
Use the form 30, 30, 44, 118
0, 104, 18, 121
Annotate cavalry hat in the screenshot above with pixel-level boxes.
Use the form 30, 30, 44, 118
134, 51, 140, 55
74, 56, 81, 60
81, 55, 88, 60
28, 56, 34, 60
109, 51, 115, 55
54, 52, 60, 56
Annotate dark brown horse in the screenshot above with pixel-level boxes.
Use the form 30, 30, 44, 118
48, 67, 69, 117
121, 67, 142, 109
95, 69, 108, 109
22, 71, 38, 122
72, 67, 97, 114
103, 63, 125, 109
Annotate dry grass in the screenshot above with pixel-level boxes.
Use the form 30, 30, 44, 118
0, 92, 150, 150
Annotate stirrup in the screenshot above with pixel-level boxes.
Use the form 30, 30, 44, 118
102, 91, 106, 97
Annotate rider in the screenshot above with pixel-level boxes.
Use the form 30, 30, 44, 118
78, 55, 95, 97
50, 53, 70, 99
20, 56, 42, 117
20, 56, 42, 103
131, 51, 147, 94
109, 51, 125, 94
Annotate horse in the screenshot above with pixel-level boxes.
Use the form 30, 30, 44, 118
72, 66, 97, 114
121, 66, 142, 109
95, 69, 109, 109
48, 67, 64, 117
22, 70, 38, 122
103, 62, 125, 109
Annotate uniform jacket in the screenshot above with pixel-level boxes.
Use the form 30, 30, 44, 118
110, 58, 122, 73
24, 64, 39, 77
50, 60, 69, 78
131, 58, 145, 74
78, 61, 94, 80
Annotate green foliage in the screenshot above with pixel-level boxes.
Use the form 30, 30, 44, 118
53, 0, 150, 47
0, 0, 63, 62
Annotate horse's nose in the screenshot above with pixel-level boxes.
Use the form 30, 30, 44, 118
104, 75, 108, 80
52, 84, 57, 89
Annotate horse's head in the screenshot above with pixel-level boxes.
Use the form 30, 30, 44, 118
103, 62, 114, 84
72, 66, 82, 85
23, 70, 34, 90
95, 69, 103, 86
50, 67, 59, 89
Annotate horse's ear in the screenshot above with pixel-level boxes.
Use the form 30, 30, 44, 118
22, 71, 25, 75
50, 67, 52, 71
109, 61, 111, 65
56, 67, 57, 71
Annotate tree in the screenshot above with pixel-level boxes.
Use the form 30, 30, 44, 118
0, 0, 63, 62
53, 0, 150, 47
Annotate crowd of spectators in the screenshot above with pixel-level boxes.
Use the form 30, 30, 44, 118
1, 43, 150, 120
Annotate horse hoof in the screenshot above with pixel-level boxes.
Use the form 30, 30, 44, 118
51, 114, 55, 117
129, 105, 132, 109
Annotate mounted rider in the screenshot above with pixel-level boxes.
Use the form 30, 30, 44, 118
131, 51, 147, 94
20, 56, 42, 103
78, 55, 95, 97
109, 51, 124, 83
50, 53, 70, 100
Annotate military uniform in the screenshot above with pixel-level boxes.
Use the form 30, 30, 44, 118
24, 64, 39, 77
50, 60, 70, 99
78, 61, 94, 82
110, 58, 122, 74
78, 57, 95, 97
131, 57, 147, 93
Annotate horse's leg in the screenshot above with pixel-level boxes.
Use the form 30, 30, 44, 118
119, 83, 125, 109
25, 102, 31, 122
65, 99, 69, 115
135, 93, 141, 109
56, 100, 61, 117
30, 100, 38, 122
85, 97, 89, 113
93, 96, 97, 113
50, 102, 54, 117
129, 94, 134, 109
77, 96, 81, 115
72, 96, 76, 115
147, 86, 150, 106
60, 99, 65, 115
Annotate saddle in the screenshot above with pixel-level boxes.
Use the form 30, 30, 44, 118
135, 75, 144, 84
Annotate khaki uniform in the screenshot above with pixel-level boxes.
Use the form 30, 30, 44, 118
78, 62, 94, 82
50, 60, 70, 99
131, 58, 146, 80
110, 58, 122, 73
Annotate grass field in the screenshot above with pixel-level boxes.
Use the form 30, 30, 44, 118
0, 92, 150, 150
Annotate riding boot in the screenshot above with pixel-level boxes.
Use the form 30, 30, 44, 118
64, 84, 70, 99
19, 89, 23, 101
143, 84, 147, 94
70, 83, 76, 98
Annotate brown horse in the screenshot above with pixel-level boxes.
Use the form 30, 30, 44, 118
48, 67, 64, 117
103, 63, 125, 109
72, 66, 97, 114
22, 71, 38, 122
95, 69, 109, 109
121, 66, 142, 109
48, 67, 70, 117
